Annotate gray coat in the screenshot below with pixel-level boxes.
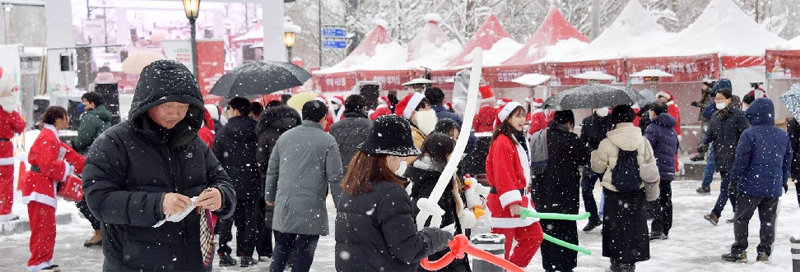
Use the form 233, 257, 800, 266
265, 120, 344, 236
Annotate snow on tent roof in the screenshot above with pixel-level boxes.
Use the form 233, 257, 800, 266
576, 0, 675, 60
503, 7, 590, 66
232, 21, 263, 46
656, 0, 785, 56
446, 15, 519, 69
406, 14, 461, 70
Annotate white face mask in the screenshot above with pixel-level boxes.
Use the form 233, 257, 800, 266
596, 107, 609, 117
394, 160, 408, 177
414, 110, 438, 135
715, 102, 727, 110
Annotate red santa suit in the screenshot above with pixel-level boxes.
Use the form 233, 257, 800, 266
369, 96, 393, 121
22, 124, 85, 271
485, 102, 543, 268
527, 98, 551, 135
473, 105, 497, 134
0, 106, 25, 218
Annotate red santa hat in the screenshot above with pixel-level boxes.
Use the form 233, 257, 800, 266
378, 96, 391, 106
331, 96, 345, 105
203, 108, 216, 133
314, 95, 328, 104
531, 98, 544, 107
525, 97, 532, 103
656, 91, 673, 101
395, 93, 425, 119
497, 101, 523, 123
479, 85, 494, 99
495, 98, 512, 108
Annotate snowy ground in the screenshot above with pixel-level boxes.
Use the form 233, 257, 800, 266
0, 178, 798, 271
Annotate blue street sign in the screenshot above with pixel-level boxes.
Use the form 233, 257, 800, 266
322, 27, 347, 38
323, 40, 347, 49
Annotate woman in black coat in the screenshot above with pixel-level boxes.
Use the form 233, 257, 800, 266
787, 117, 800, 208
407, 133, 471, 272
254, 105, 301, 260
530, 110, 589, 272
336, 115, 452, 272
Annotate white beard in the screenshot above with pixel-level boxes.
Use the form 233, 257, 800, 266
0, 96, 18, 113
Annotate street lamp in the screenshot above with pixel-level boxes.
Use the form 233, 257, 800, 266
224, 21, 232, 47
284, 19, 301, 62
182, 0, 201, 76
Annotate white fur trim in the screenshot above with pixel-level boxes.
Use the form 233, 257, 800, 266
531, 101, 543, 107
21, 191, 58, 209
516, 143, 531, 186
0, 156, 14, 166
499, 189, 522, 208
475, 132, 493, 137
61, 161, 70, 182
43, 124, 60, 140
27, 260, 54, 272
314, 97, 327, 103
666, 100, 675, 106
490, 204, 540, 228
403, 93, 425, 119
497, 102, 522, 122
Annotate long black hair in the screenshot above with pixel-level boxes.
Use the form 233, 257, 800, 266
417, 132, 456, 167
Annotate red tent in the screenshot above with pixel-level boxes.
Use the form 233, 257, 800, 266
407, 14, 452, 62
347, 22, 391, 59
231, 21, 263, 47
446, 15, 512, 68
503, 7, 589, 66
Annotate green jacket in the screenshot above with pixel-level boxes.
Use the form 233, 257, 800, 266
73, 104, 112, 154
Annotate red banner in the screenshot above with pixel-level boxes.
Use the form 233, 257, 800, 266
626, 54, 719, 83
766, 50, 800, 79
546, 59, 626, 86
482, 64, 547, 89
721, 56, 765, 69
358, 70, 424, 92
314, 71, 360, 93
197, 40, 226, 97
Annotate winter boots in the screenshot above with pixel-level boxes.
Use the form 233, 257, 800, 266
649, 231, 668, 240
704, 213, 719, 226
696, 187, 711, 195
610, 260, 635, 272
757, 252, 769, 263
722, 252, 747, 263
218, 253, 237, 267
39, 264, 60, 271
240, 256, 258, 267
83, 230, 102, 247
582, 220, 602, 232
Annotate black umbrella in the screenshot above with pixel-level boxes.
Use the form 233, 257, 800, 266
210, 61, 311, 98
543, 84, 645, 111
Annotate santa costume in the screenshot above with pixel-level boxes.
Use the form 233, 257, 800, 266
473, 85, 498, 134
0, 67, 26, 222
22, 124, 85, 271
369, 96, 393, 121
198, 108, 216, 148
313, 96, 335, 132
485, 101, 544, 268
527, 98, 553, 135
330, 95, 345, 122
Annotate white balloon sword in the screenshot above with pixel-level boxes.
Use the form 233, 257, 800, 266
415, 48, 482, 231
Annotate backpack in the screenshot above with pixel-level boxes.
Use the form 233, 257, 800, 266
612, 149, 641, 192
529, 128, 548, 175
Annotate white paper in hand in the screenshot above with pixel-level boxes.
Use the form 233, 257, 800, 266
152, 197, 198, 228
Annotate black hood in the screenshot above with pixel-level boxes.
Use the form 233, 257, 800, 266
257, 105, 301, 134
129, 60, 204, 133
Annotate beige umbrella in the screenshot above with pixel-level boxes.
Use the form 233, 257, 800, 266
121, 50, 165, 75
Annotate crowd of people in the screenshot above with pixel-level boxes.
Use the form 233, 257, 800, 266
0, 59, 798, 272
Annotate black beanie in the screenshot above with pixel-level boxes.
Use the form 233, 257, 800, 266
612, 105, 635, 124
552, 110, 574, 125
302, 100, 328, 122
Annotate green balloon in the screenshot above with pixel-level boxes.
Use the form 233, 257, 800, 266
517, 209, 591, 221
543, 233, 592, 255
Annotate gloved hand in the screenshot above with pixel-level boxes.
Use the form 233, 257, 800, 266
697, 144, 708, 154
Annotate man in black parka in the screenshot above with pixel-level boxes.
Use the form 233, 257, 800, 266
83, 60, 236, 272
